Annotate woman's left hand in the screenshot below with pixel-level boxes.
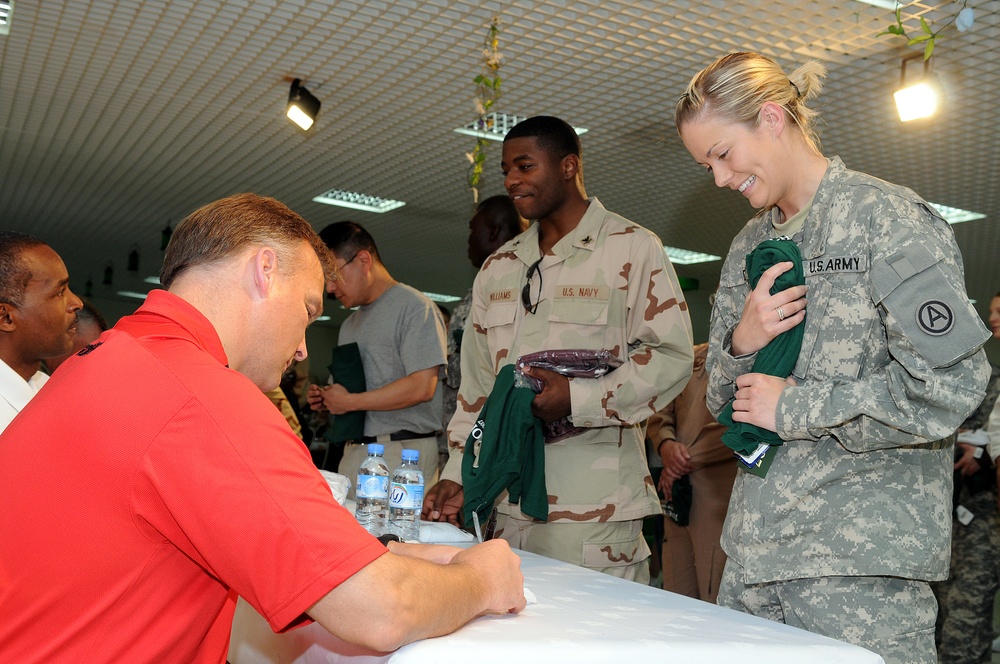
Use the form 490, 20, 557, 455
731, 373, 797, 432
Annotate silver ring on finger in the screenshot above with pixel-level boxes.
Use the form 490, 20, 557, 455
776, 306, 785, 321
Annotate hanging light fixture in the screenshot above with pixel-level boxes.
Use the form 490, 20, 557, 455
127, 245, 140, 272
286, 78, 321, 131
894, 54, 940, 122
160, 223, 172, 251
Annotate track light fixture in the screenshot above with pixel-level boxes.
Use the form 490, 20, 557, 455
894, 54, 940, 122
287, 78, 321, 131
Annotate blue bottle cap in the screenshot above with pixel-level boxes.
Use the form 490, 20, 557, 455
368, 443, 385, 455
401, 449, 420, 462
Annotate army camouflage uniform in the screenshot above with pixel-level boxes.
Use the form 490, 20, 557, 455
442, 197, 694, 580
962, 365, 1000, 432
708, 157, 991, 664
440, 289, 473, 472
933, 365, 1000, 664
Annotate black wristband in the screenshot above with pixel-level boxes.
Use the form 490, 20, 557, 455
377, 533, 402, 546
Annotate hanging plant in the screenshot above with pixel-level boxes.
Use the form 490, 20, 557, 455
878, 1, 973, 61
465, 15, 502, 204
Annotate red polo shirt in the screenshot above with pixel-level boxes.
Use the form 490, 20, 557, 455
0, 290, 385, 663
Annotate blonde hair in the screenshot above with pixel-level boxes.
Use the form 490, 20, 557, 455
675, 52, 826, 154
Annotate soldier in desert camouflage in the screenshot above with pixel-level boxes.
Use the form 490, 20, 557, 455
424, 116, 694, 581
439, 196, 527, 474
676, 52, 990, 664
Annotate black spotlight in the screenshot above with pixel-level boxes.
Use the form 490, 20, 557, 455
287, 78, 321, 131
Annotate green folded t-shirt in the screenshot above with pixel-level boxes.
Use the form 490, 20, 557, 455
323, 342, 367, 445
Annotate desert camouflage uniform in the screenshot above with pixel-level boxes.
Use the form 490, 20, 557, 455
709, 157, 991, 663
442, 197, 693, 578
646, 342, 736, 602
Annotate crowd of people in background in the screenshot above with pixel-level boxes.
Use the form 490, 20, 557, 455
0, 51, 997, 664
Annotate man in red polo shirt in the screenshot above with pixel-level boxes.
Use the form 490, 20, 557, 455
0, 194, 524, 664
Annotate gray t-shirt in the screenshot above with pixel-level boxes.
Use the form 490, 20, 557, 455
338, 283, 446, 437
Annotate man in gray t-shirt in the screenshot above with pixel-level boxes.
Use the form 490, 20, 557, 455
307, 222, 445, 492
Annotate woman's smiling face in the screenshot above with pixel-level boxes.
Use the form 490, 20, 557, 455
680, 110, 784, 211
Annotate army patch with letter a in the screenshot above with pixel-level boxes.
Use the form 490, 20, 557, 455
916, 299, 955, 336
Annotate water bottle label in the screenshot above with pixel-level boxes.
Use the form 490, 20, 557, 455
356, 474, 389, 499
389, 482, 424, 510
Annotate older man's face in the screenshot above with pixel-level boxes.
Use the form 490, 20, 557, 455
13, 245, 83, 361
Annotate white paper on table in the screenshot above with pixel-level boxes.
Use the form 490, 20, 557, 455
419, 521, 475, 544
318, 470, 352, 505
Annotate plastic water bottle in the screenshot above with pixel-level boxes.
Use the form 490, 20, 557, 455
355, 443, 389, 536
388, 449, 424, 541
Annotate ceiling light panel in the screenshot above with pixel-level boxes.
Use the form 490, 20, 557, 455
930, 202, 987, 225
0, 1, 12, 35
665, 246, 721, 265
453, 112, 589, 142
423, 292, 462, 303
852, 0, 897, 9
312, 189, 406, 213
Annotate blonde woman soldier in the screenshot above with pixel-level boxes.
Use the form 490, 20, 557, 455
675, 51, 990, 664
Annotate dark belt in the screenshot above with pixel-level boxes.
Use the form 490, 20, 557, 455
349, 430, 441, 445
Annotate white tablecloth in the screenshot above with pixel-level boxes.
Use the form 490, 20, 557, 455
228, 545, 885, 664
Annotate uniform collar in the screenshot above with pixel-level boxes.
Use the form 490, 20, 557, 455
511, 197, 606, 266
765, 156, 844, 259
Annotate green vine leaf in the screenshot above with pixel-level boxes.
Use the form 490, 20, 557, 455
466, 15, 503, 201
877, 0, 970, 64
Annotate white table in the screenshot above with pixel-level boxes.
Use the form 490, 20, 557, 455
228, 545, 885, 664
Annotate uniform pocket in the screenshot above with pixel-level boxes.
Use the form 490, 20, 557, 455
871, 243, 988, 368
549, 294, 610, 326
792, 276, 874, 382
715, 269, 749, 334
484, 301, 518, 328
483, 301, 518, 363
581, 527, 650, 570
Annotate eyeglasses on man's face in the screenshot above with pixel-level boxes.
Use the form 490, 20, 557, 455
521, 257, 543, 314
329, 251, 360, 283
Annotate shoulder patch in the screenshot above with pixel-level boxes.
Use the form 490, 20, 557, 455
871, 243, 989, 367
916, 300, 954, 336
